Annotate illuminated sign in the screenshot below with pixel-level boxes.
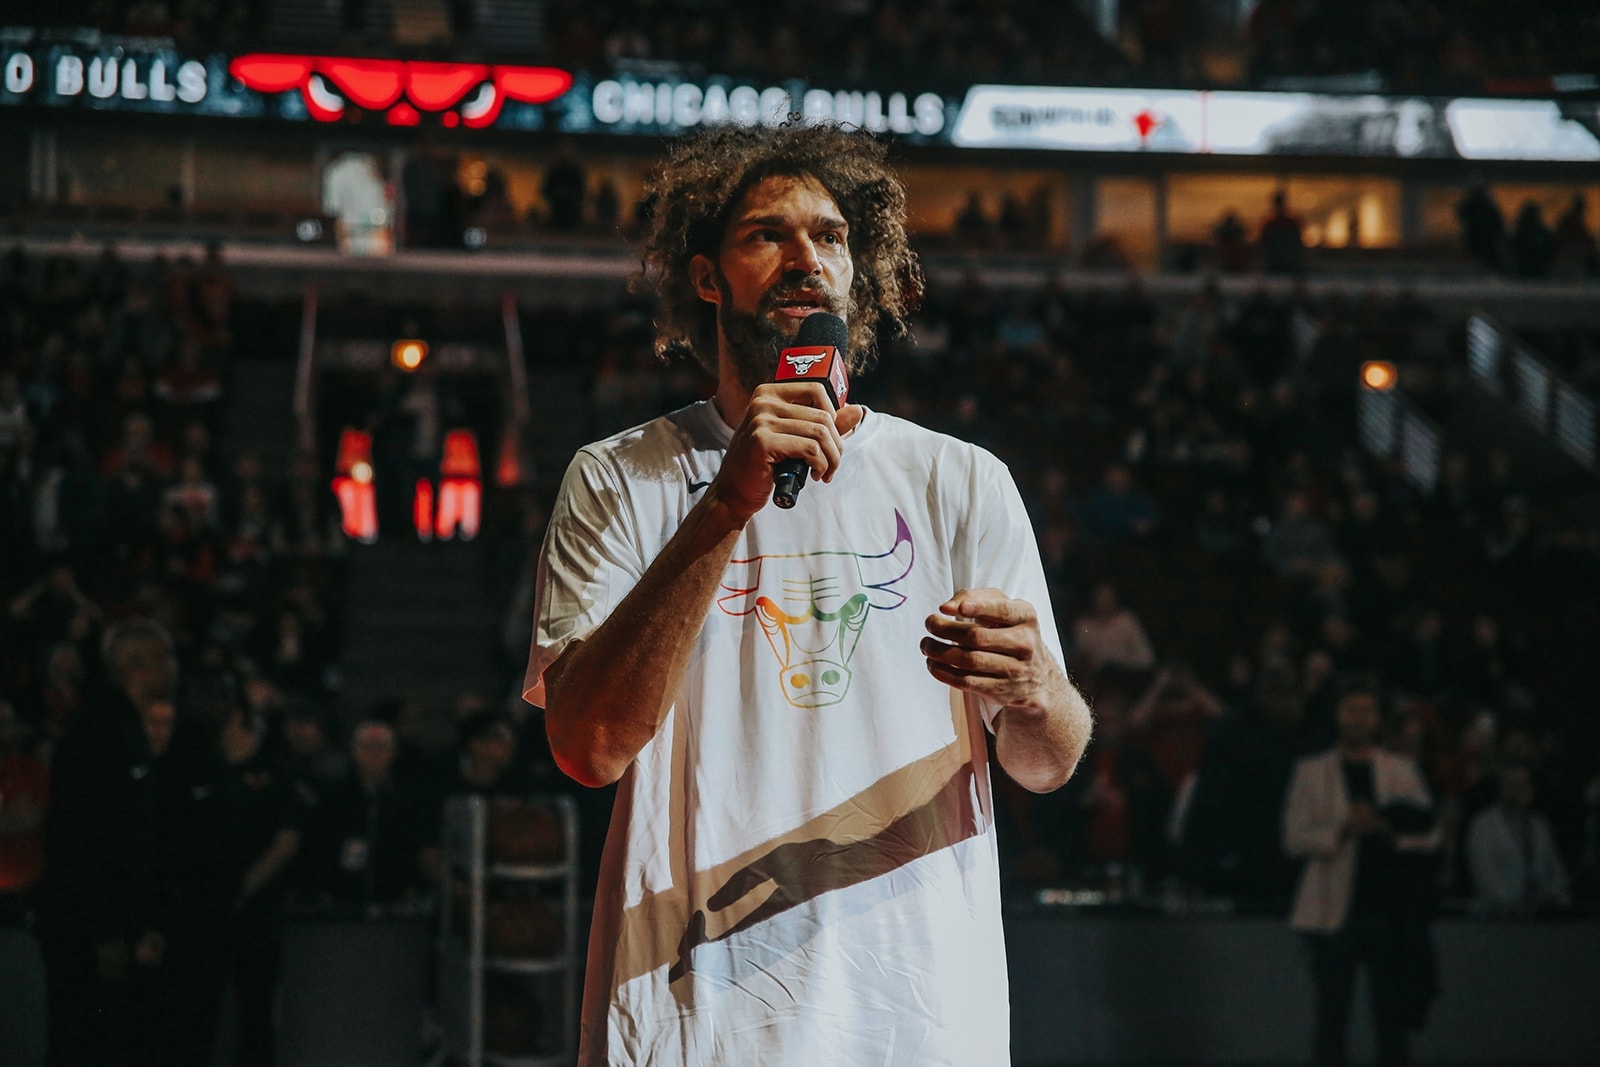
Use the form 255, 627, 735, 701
588, 76, 947, 137
5, 29, 1599, 161
949, 85, 1600, 160
228, 54, 571, 127
1, 37, 217, 112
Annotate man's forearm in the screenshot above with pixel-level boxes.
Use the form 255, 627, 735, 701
544, 495, 747, 787
994, 669, 1092, 793
239, 829, 299, 903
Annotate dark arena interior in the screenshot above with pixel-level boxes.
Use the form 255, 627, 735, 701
2, 1, 1600, 1064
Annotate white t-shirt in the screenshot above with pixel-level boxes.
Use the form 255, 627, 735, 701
526, 401, 1062, 1066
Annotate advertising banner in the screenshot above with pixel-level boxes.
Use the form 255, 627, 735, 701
5, 29, 1598, 162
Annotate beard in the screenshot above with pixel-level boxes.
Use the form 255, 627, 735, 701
716, 270, 851, 395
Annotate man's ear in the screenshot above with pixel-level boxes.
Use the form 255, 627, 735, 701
689, 255, 721, 306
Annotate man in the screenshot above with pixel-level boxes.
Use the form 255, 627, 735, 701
1465, 763, 1570, 913
1283, 679, 1439, 1066
525, 123, 1091, 1064
181, 707, 305, 1067
313, 718, 427, 907
38, 619, 178, 1066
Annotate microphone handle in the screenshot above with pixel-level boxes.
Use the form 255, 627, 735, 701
772, 459, 807, 510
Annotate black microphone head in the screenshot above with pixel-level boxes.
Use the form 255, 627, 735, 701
795, 311, 848, 353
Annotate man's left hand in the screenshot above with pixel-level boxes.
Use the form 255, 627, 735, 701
921, 588, 1061, 712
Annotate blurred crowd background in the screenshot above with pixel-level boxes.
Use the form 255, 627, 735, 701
3, 0, 1600, 1062
4, 231, 1597, 924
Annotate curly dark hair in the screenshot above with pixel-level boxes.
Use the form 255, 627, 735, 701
634, 123, 922, 377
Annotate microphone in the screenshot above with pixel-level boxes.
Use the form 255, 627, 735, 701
771, 312, 849, 510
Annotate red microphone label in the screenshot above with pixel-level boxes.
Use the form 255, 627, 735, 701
774, 346, 849, 404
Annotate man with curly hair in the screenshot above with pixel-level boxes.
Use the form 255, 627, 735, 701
525, 122, 1090, 1065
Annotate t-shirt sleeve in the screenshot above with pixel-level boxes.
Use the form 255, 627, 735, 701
951, 448, 1066, 731
523, 447, 646, 708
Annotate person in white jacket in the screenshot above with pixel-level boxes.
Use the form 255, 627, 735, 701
1282, 680, 1439, 1067
1466, 763, 1570, 913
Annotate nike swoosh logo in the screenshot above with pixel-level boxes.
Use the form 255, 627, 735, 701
688, 479, 711, 494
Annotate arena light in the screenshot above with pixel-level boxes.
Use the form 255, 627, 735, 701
1361, 361, 1398, 391
332, 428, 378, 543
391, 339, 428, 371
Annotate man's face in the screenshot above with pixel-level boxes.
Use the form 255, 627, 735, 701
1336, 692, 1381, 749
351, 723, 396, 781
468, 722, 516, 777
141, 700, 177, 758
691, 174, 854, 393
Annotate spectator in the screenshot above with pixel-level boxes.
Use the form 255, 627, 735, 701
1509, 200, 1557, 279
541, 143, 588, 231
1181, 669, 1304, 903
161, 455, 222, 532
1259, 190, 1306, 275
1263, 491, 1342, 579
101, 411, 175, 481
281, 700, 348, 792
38, 619, 179, 1066
1553, 193, 1597, 274
1465, 764, 1571, 914
448, 709, 533, 797
1073, 581, 1157, 676
1079, 463, 1160, 545
1059, 686, 1170, 878
309, 719, 427, 908
998, 192, 1031, 249
1213, 210, 1252, 272
420, 709, 536, 883
1283, 679, 1440, 1067
955, 191, 992, 248
1455, 180, 1506, 271
1194, 488, 1244, 557
593, 177, 621, 232
0, 698, 49, 908
1128, 665, 1229, 801
184, 707, 305, 1067
152, 339, 223, 432
0, 370, 28, 450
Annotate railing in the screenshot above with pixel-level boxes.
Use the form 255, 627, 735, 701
1357, 385, 1442, 492
293, 283, 319, 459
1467, 312, 1597, 472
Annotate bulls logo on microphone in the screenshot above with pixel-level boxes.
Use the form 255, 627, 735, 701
773, 345, 849, 406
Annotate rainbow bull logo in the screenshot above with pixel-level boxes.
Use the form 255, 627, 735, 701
228, 54, 572, 127
717, 510, 915, 708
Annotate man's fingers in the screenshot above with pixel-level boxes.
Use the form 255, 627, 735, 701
920, 636, 1016, 676
939, 588, 1035, 627
748, 400, 846, 479
924, 659, 1025, 700
752, 380, 838, 416
922, 618, 1033, 658
835, 403, 865, 435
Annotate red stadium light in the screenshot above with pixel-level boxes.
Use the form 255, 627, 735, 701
332, 428, 378, 543
436, 429, 482, 541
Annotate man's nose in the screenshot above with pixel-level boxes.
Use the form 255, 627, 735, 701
787, 234, 822, 275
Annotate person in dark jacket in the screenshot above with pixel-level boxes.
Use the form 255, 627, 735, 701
38, 618, 178, 1067
311, 718, 428, 907
182, 706, 306, 1067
